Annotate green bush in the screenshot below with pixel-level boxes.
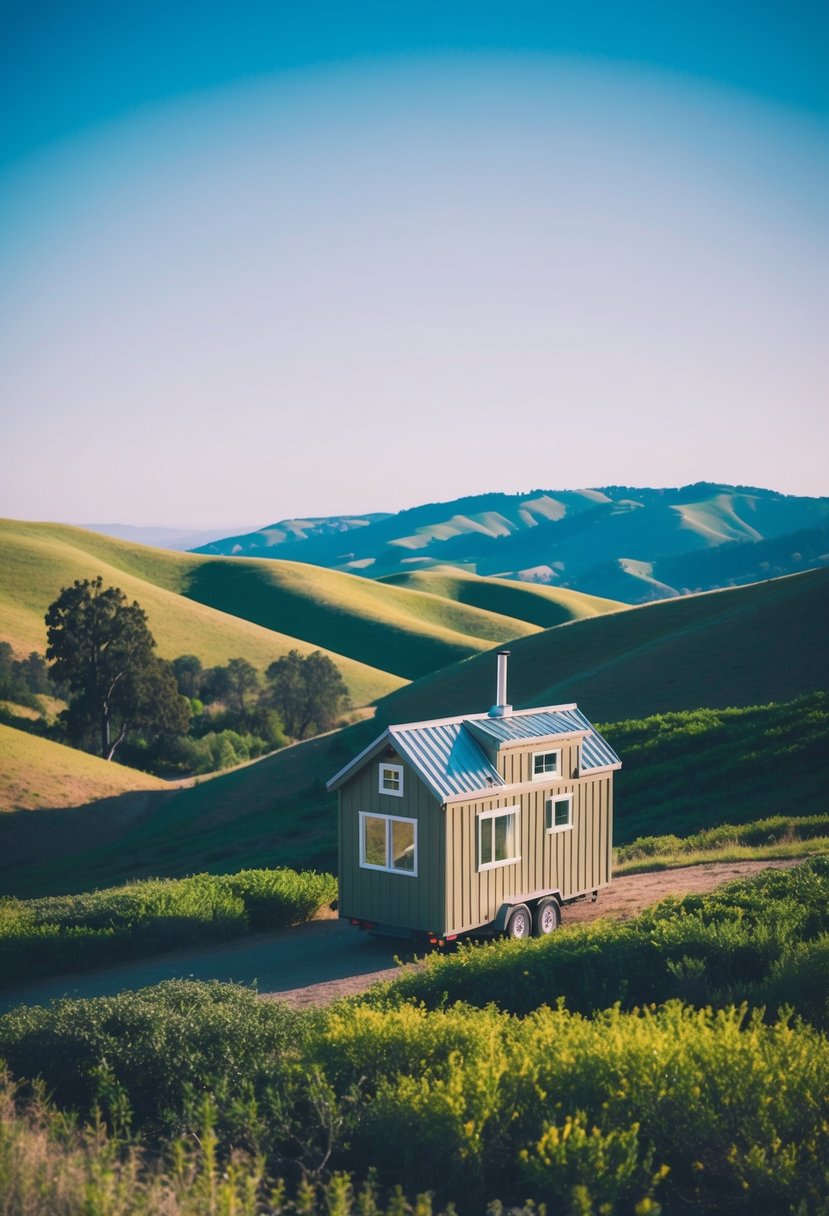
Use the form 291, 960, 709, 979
0, 867, 337, 988
364, 859, 829, 1026
0, 981, 305, 1130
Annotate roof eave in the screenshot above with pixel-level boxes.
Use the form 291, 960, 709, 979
326, 728, 391, 792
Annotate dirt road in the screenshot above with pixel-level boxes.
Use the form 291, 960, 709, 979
0, 860, 797, 1014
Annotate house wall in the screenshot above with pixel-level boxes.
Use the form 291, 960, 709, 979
494, 738, 581, 783
338, 750, 445, 932
443, 771, 613, 936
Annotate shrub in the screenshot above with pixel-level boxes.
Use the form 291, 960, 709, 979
0, 867, 337, 988
363, 859, 829, 1026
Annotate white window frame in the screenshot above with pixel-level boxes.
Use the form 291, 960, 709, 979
359, 811, 418, 877
378, 763, 404, 797
532, 749, 561, 781
545, 793, 573, 833
478, 805, 520, 872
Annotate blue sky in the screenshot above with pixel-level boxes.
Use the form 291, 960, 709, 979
1, 2, 827, 527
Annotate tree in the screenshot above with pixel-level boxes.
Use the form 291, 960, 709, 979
45, 577, 189, 761
265, 649, 349, 739
223, 657, 260, 721
172, 654, 203, 699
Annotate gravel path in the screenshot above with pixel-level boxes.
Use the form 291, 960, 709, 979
0, 859, 798, 1014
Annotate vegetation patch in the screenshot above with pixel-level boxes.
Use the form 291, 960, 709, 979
0, 867, 337, 989
1, 864, 829, 1214
615, 812, 829, 872
364, 859, 829, 1028
608, 692, 829, 840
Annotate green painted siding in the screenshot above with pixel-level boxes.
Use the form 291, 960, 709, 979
338, 749, 445, 932
444, 772, 613, 935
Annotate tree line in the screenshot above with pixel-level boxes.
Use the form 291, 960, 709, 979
3, 577, 349, 775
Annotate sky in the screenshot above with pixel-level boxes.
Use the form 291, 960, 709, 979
1, 1, 827, 529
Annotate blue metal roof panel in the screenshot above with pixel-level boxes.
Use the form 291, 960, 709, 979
390, 721, 504, 801
470, 707, 620, 772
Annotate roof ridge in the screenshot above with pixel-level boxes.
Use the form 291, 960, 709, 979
389, 702, 580, 733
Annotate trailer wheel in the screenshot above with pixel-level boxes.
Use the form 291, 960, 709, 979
504, 904, 531, 940
534, 898, 560, 936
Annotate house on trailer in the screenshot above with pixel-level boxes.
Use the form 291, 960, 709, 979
327, 651, 621, 943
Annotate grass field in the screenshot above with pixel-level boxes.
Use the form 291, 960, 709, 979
378, 566, 829, 725
0, 518, 566, 686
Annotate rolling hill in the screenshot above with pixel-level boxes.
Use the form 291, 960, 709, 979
0, 521, 402, 706
191, 484, 829, 602
5, 566, 826, 897
1, 519, 616, 694
378, 566, 829, 726
376, 567, 622, 627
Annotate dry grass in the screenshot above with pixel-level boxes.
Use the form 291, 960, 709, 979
0, 724, 171, 814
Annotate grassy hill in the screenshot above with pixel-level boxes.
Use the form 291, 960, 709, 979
191, 484, 829, 601
0, 519, 563, 691
4, 568, 827, 898
377, 567, 622, 627
0, 724, 176, 887
0, 521, 402, 705
378, 567, 829, 726
0, 724, 170, 813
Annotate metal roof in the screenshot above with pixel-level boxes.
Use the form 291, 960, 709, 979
469, 709, 589, 745
327, 702, 619, 798
390, 721, 504, 802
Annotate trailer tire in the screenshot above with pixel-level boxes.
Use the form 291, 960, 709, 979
534, 897, 560, 936
504, 904, 531, 940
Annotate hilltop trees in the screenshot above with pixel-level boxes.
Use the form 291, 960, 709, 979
45, 577, 189, 761
265, 649, 349, 738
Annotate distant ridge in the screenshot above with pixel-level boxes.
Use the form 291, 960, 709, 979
191, 484, 829, 603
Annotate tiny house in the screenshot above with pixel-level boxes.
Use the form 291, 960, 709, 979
327, 652, 621, 942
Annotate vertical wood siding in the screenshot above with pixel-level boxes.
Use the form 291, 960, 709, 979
444, 773, 613, 935
496, 739, 581, 784
339, 751, 444, 932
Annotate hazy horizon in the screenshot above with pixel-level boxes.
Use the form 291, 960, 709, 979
2, 4, 827, 527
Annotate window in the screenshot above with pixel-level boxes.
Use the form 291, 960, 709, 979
546, 794, 573, 832
532, 750, 560, 780
359, 812, 417, 875
379, 763, 404, 796
478, 806, 520, 871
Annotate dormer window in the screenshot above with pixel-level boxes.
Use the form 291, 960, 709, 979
532, 750, 560, 781
379, 763, 404, 796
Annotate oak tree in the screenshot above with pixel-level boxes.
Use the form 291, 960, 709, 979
45, 577, 189, 761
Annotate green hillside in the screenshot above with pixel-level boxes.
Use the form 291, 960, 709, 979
0, 522, 402, 705
5, 569, 827, 898
0, 724, 175, 886
377, 567, 622, 627
378, 567, 829, 726
0, 519, 549, 692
